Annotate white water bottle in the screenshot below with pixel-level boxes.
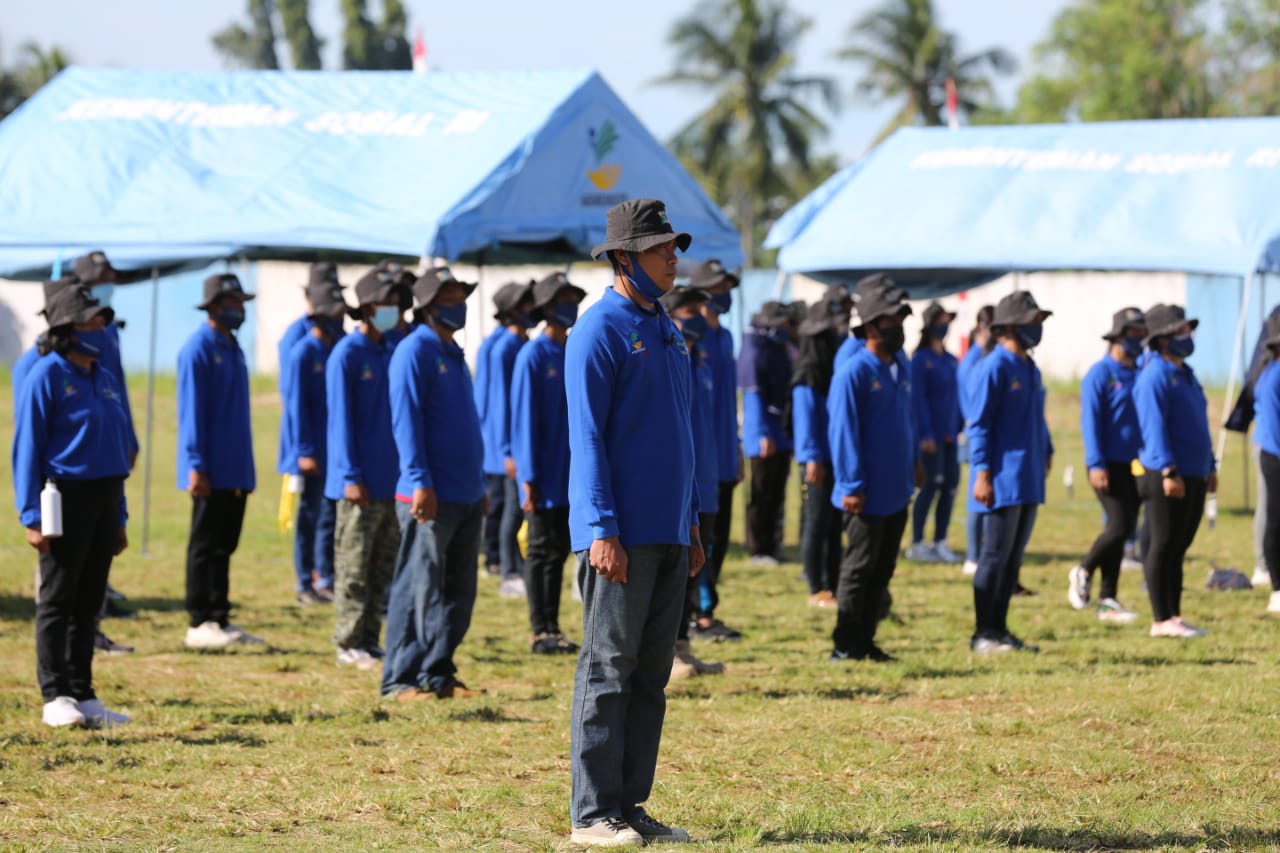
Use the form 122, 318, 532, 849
1206, 494, 1218, 529
1063, 465, 1075, 500
40, 480, 63, 538
287, 474, 304, 495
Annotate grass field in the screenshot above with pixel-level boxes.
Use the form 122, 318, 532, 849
1, 369, 1277, 852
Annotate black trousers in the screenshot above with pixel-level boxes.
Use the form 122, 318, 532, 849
833, 507, 908, 654
710, 482, 735, 576
678, 512, 718, 641
746, 453, 791, 557
1263, 451, 1280, 592
35, 478, 123, 702
186, 489, 248, 628
1081, 462, 1141, 601
800, 466, 841, 595
1141, 471, 1206, 622
525, 506, 570, 637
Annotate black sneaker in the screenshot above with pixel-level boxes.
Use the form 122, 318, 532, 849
866, 644, 896, 663
626, 810, 691, 843
829, 648, 865, 662
1000, 632, 1040, 653
1013, 582, 1037, 597
531, 635, 561, 655
691, 618, 743, 642
105, 584, 128, 602
94, 631, 134, 655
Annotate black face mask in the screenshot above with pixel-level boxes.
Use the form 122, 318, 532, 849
878, 324, 905, 354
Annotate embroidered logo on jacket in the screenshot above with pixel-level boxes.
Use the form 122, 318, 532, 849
628, 331, 647, 356
61, 378, 78, 398
360, 363, 375, 382
437, 357, 449, 375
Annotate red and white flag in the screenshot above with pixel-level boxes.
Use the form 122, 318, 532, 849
413, 27, 427, 73
945, 77, 959, 130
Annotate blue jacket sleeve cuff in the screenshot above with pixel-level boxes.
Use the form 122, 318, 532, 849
590, 519, 620, 540
20, 508, 40, 528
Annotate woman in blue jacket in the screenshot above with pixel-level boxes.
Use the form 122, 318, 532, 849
908, 302, 962, 564
1252, 315, 1280, 616
1135, 304, 1216, 638
12, 284, 133, 728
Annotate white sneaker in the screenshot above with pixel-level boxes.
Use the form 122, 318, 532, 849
498, 576, 527, 599
1150, 618, 1206, 638
1120, 556, 1144, 572
1268, 591, 1280, 614
747, 554, 780, 567
77, 698, 131, 728
1254, 566, 1272, 587
961, 560, 978, 577
1067, 566, 1091, 610
933, 542, 962, 564
569, 817, 644, 847
905, 541, 937, 562
336, 647, 380, 671
1096, 598, 1139, 624
223, 624, 265, 645
184, 621, 237, 650
42, 696, 85, 728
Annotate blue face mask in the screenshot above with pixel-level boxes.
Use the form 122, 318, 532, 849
678, 313, 709, 342
709, 291, 733, 315
932, 323, 950, 339
434, 302, 468, 331
511, 311, 534, 328
1017, 323, 1043, 349
219, 306, 246, 331
547, 302, 579, 328
74, 327, 110, 358
1168, 334, 1195, 359
316, 315, 345, 341
371, 305, 401, 332
621, 252, 669, 303
1121, 336, 1144, 359
90, 284, 115, 307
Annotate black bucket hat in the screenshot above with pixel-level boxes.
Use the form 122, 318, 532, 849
38, 275, 81, 317
991, 291, 1051, 327
305, 262, 343, 294
799, 298, 847, 337
309, 282, 350, 319
921, 301, 957, 327
659, 285, 711, 315
590, 198, 692, 260
492, 280, 536, 321
45, 283, 108, 328
532, 272, 587, 311
349, 268, 407, 320
852, 273, 896, 303
198, 273, 256, 310
855, 286, 912, 329
73, 250, 116, 284
413, 266, 476, 310
751, 300, 793, 329
687, 258, 739, 290
1143, 304, 1198, 342
1103, 306, 1146, 341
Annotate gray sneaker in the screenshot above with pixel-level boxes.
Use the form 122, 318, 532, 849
569, 817, 643, 847
970, 636, 1014, 654
627, 810, 691, 844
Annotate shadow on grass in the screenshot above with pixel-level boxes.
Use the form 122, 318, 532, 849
175, 729, 268, 748
758, 824, 1280, 849
725, 686, 909, 702
0, 593, 35, 621
116, 596, 186, 614
447, 706, 536, 724
1088, 652, 1254, 668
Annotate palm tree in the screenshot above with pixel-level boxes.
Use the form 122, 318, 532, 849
657, 0, 838, 267
840, 0, 1016, 141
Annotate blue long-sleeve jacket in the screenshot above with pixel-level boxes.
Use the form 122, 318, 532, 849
966, 346, 1049, 511
1080, 353, 1141, 470
834, 335, 864, 374
1135, 356, 1215, 478
276, 315, 311, 474
957, 344, 985, 422
1254, 361, 1280, 458
739, 326, 793, 456
389, 324, 485, 505
691, 342, 720, 515
285, 333, 333, 475
13, 354, 132, 528
911, 348, 961, 444
177, 324, 255, 492
791, 384, 829, 464
510, 334, 571, 509
566, 288, 698, 551
324, 328, 398, 501
475, 327, 524, 476
11, 343, 39, 411
703, 324, 740, 482
827, 346, 915, 516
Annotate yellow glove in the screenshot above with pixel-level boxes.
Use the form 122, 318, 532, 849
278, 474, 297, 534
517, 518, 528, 559
1131, 459, 1145, 477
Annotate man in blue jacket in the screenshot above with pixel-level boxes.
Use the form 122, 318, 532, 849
384, 267, 486, 700
739, 301, 794, 568
284, 270, 348, 606
511, 272, 586, 655
177, 273, 263, 650
968, 291, 1053, 654
566, 199, 705, 848
827, 285, 918, 662
475, 280, 536, 597
325, 268, 406, 670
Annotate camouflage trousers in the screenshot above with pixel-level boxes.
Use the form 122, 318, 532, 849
333, 499, 399, 651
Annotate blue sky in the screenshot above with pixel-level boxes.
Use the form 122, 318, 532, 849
2, 0, 1069, 162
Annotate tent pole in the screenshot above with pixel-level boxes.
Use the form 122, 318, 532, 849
140, 265, 159, 557
1216, 271, 1254, 479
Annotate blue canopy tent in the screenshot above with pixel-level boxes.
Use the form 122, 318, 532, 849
0, 66, 741, 551
766, 118, 1280, 478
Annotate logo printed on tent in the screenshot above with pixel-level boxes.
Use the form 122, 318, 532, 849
583, 120, 626, 207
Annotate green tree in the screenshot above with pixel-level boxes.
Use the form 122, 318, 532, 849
17, 42, 71, 92
840, 0, 1016, 140
1015, 0, 1215, 122
658, 0, 838, 267
212, 0, 281, 70
379, 0, 413, 70
341, 0, 379, 69
1217, 0, 1280, 115
278, 0, 323, 70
